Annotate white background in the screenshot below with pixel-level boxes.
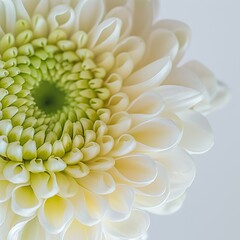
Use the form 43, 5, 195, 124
149, 1, 240, 239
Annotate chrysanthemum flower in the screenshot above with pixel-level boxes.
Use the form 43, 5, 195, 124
0, 0, 229, 239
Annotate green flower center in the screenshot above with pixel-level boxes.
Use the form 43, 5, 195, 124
32, 81, 67, 114
0, 16, 114, 178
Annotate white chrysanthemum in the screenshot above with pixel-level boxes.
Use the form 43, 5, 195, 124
0, 0, 229, 239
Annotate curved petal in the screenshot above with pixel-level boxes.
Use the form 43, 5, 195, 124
0, 0, 16, 33
77, 171, 116, 195
127, 92, 165, 126
106, 185, 134, 221
71, 187, 107, 226
107, 92, 129, 113
154, 20, 191, 63
38, 196, 73, 234
108, 112, 132, 138
20, 217, 46, 240
0, 201, 8, 226
129, 118, 181, 152
3, 162, 30, 184
113, 154, 158, 187
63, 219, 102, 240
113, 36, 145, 66
178, 110, 214, 154
55, 172, 79, 198
154, 85, 202, 111
30, 172, 59, 199
87, 157, 115, 171
47, 5, 75, 34
143, 29, 179, 65
88, 18, 122, 55
104, 210, 150, 240
11, 185, 42, 217
122, 57, 172, 100
148, 193, 186, 215
75, 0, 105, 33
105, 6, 132, 39
110, 134, 136, 157
0, 180, 15, 203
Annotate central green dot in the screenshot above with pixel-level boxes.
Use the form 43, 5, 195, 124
32, 81, 67, 114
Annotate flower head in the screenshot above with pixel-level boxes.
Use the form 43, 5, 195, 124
0, 0, 229, 239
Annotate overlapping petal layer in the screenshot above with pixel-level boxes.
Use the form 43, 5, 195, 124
0, 0, 228, 239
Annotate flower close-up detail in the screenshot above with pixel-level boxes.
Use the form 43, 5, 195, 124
0, 0, 229, 239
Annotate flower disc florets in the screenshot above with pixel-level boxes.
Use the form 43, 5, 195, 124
0, 1, 229, 240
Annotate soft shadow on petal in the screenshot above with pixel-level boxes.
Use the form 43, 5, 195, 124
113, 36, 145, 66
0, 0, 16, 33
148, 193, 186, 215
129, 118, 181, 152
154, 85, 202, 111
122, 57, 172, 100
88, 18, 122, 55
127, 92, 165, 126
31, 172, 59, 199
178, 110, 214, 154
143, 29, 179, 65
71, 187, 107, 226
77, 171, 116, 195
113, 154, 158, 187
154, 20, 191, 64
135, 168, 169, 209
11, 185, 42, 217
55, 172, 79, 198
38, 196, 74, 234
48, 5, 75, 34
104, 210, 150, 240
64, 219, 102, 240
105, 6, 132, 39
0, 201, 9, 226
0, 180, 15, 203
75, 0, 105, 33
19, 217, 46, 240
106, 185, 134, 221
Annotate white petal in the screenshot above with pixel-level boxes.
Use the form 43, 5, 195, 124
107, 93, 129, 113
63, 219, 102, 240
11, 185, 42, 217
106, 185, 134, 221
178, 110, 214, 153
77, 171, 116, 195
87, 157, 115, 171
48, 5, 75, 33
31, 172, 59, 199
104, 210, 150, 240
38, 196, 73, 234
129, 118, 181, 152
0, 180, 14, 203
122, 57, 172, 100
88, 18, 122, 54
3, 162, 30, 184
55, 172, 78, 198
110, 134, 136, 157
105, 6, 132, 39
154, 20, 191, 63
149, 193, 186, 215
75, 0, 105, 33
154, 148, 195, 192
108, 112, 131, 138
127, 92, 165, 126
0, 0, 16, 33
71, 187, 107, 226
113, 36, 145, 66
155, 85, 202, 111
0, 201, 8, 226
113, 154, 158, 187
143, 29, 179, 64
20, 218, 46, 240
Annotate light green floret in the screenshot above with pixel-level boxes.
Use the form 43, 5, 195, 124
0, 15, 114, 180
